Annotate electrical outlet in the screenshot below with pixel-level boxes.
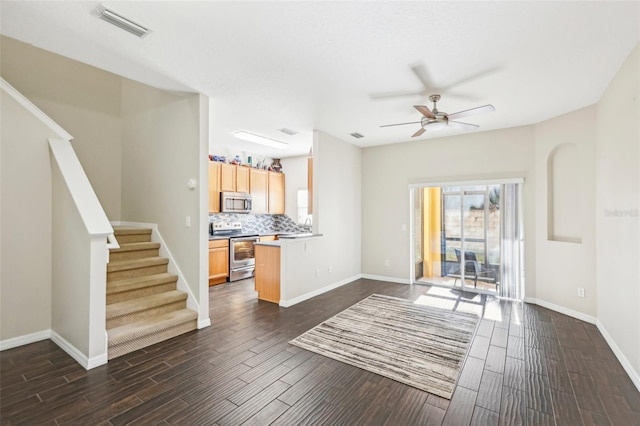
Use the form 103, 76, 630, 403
328, 266, 332, 273
185, 216, 191, 227
316, 268, 320, 278
577, 288, 585, 298
384, 259, 389, 267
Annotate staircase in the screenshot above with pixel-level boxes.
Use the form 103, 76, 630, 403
106, 226, 198, 359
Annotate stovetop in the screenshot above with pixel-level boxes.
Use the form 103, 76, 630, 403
210, 221, 259, 239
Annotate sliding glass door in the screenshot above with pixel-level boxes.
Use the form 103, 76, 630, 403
413, 182, 522, 298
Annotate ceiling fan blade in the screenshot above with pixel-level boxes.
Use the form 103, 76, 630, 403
438, 67, 501, 91
410, 63, 435, 91
411, 128, 426, 137
448, 120, 479, 130
370, 90, 424, 100
447, 104, 495, 121
380, 121, 421, 128
414, 105, 435, 119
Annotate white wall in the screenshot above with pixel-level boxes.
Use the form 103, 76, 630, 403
534, 106, 597, 318
279, 131, 362, 303
281, 155, 309, 222
0, 36, 123, 220
0, 91, 59, 341
596, 44, 639, 382
361, 126, 537, 293
120, 79, 207, 319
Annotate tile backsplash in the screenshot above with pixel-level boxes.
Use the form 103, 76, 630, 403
209, 213, 307, 234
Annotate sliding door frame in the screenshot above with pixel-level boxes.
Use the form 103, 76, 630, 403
408, 177, 524, 292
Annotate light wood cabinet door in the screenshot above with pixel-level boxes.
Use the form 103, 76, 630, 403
268, 172, 285, 214
250, 168, 269, 213
220, 163, 236, 192
208, 239, 229, 286
259, 235, 277, 243
208, 161, 221, 213
236, 166, 250, 193
255, 244, 280, 303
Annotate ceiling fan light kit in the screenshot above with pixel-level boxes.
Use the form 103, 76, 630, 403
381, 94, 495, 137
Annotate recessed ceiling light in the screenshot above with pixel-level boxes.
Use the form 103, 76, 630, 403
233, 131, 289, 149
350, 133, 364, 139
97, 6, 151, 38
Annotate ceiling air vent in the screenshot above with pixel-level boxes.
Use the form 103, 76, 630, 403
98, 6, 150, 38
350, 132, 364, 139
278, 128, 298, 136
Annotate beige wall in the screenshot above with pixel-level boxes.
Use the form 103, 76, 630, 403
0, 36, 123, 220
596, 44, 639, 377
1, 37, 209, 343
0, 91, 59, 340
279, 131, 362, 303
120, 79, 205, 309
361, 126, 537, 293
534, 106, 597, 317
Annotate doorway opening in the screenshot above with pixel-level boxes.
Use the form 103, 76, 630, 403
411, 180, 524, 299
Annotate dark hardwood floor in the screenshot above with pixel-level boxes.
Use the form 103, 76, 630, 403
2, 278, 639, 425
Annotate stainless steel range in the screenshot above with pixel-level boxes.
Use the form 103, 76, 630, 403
211, 221, 259, 282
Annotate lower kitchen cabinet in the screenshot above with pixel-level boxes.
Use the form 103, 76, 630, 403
255, 244, 280, 303
209, 239, 229, 286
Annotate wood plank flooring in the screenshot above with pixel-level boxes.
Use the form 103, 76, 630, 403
2, 278, 639, 425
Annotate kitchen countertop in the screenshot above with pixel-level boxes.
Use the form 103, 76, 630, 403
209, 232, 316, 241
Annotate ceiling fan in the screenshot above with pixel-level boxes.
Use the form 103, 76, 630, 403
380, 94, 495, 137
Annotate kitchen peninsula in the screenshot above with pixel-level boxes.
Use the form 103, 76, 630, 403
254, 234, 322, 305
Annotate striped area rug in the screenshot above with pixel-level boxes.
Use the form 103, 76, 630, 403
289, 293, 479, 399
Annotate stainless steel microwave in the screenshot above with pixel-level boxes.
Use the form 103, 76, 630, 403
221, 192, 252, 213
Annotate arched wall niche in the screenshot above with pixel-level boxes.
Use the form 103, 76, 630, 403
547, 142, 582, 243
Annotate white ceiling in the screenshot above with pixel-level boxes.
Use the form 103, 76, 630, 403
1, 1, 639, 158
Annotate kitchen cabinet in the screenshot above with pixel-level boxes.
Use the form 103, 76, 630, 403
209, 239, 229, 286
255, 244, 280, 303
220, 163, 236, 192
220, 163, 249, 193
268, 171, 285, 214
208, 161, 221, 213
236, 166, 250, 193
259, 235, 277, 243
250, 169, 269, 213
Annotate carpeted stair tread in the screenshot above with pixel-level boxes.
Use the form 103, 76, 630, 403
107, 273, 178, 295
108, 309, 198, 346
113, 226, 153, 236
107, 257, 168, 273
110, 242, 160, 253
106, 290, 187, 319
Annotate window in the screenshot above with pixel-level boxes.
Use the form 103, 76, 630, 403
297, 189, 312, 225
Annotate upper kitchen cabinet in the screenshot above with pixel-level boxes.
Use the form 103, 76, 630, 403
208, 161, 221, 213
220, 163, 236, 192
220, 163, 249, 193
268, 171, 285, 214
236, 166, 250, 193
250, 168, 269, 214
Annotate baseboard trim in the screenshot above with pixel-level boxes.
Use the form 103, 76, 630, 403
596, 320, 640, 392
198, 318, 211, 329
361, 274, 411, 285
523, 297, 596, 324
0, 329, 51, 351
280, 274, 362, 308
50, 330, 107, 370
513, 297, 639, 391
